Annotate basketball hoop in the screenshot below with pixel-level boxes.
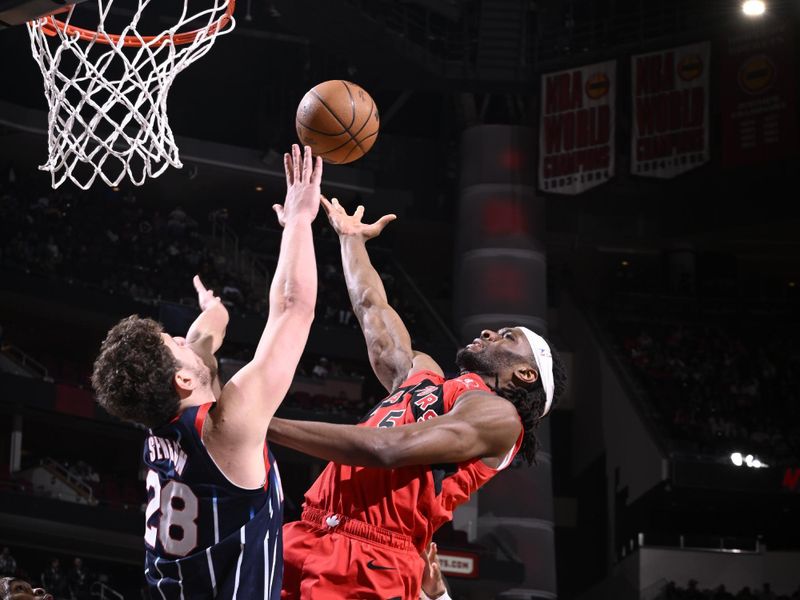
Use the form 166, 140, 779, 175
26, 0, 236, 189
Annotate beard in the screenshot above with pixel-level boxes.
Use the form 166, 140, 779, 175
455, 345, 520, 377
194, 364, 212, 388
180, 361, 212, 388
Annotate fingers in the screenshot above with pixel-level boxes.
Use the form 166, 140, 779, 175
193, 275, 213, 301
312, 155, 323, 186
272, 204, 285, 225
302, 145, 313, 183
374, 214, 397, 231
284, 152, 293, 186
288, 145, 321, 186
425, 542, 437, 562
291, 144, 301, 183
354, 205, 365, 221
330, 197, 346, 215
320, 195, 334, 214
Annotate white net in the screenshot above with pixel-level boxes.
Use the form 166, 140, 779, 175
26, 0, 235, 189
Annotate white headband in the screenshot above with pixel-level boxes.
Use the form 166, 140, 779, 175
517, 327, 555, 417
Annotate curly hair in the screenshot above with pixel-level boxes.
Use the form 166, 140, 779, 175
495, 342, 567, 465
91, 316, 181, 429
0, 577, 44, 600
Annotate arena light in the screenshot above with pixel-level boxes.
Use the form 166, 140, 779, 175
731, 452, 769, 468
741, 0, 766, 16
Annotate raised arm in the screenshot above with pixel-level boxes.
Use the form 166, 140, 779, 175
323, 198, 443, 392
268, 391, 521, 468
203, 145, 321, 487
186, 275, 229, 397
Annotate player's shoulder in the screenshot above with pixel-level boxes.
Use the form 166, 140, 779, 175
447, 372, 491, 392
396, 368, 446, 390
154, 403, 201, 431
450, 386, 521, 431
149, 403, 209, 448
436, 372, 494, 414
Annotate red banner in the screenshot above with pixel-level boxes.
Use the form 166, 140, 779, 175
54, 384, 95, 418
631, 42, 710, 178
539, 60, 616, 195
721, 23, 797, 166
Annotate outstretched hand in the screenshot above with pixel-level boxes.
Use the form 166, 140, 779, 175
321, 196, 396, 240
193, 275, 223, 311
421, 542, 447, 598
273, 144, 322, 227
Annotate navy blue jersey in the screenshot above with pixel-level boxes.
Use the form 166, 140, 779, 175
143, 403, 284, 600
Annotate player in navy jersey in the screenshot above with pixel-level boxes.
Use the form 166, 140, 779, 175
91, 144, 323, 600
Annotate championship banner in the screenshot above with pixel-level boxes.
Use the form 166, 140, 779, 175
631, 42, 710, 178
539, 60, 616, 194
721, 23, 797, 166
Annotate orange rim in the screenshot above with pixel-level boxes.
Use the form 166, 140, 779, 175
34, 0, 235, 47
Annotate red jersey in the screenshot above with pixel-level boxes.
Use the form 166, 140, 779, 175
302, 370, 523, 551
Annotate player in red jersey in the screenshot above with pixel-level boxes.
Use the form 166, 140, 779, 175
272, 199, 567, 599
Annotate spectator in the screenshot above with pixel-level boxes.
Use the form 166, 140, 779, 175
312, 357, 329, 379
658, 580, 795, 600
0, 549, 16, 577
72, 462, 99, 485
616, 319, 800, 462
686, 579, 703, 600
738, 587, 754, 600
40, 559, 66, 600
67, 559, 89, 600
762, 583, 777, 600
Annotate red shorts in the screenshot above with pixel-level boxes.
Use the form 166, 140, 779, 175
281, 505, 424, 600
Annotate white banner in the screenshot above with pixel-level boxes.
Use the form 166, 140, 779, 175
631, 41, 710, 178
539, 60, 616, 195
438, 552, 477, 577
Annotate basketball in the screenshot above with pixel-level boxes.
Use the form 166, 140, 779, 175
295, 80, 380, 164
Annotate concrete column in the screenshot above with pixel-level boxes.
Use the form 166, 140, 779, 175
456, 125, 557, 599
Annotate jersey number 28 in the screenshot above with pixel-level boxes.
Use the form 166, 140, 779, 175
145, 470, 198, 556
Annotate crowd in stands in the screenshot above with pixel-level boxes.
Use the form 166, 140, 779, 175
0, 178, 440, 416
658, 580, 800, 600
0, 549, 16, 579
0, 181, 428, 330
281, 390, 375, 421
0, 185, 267, 315
615, 320, 800, 462
0, 548, 101, 600
0, 178, 441, 419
